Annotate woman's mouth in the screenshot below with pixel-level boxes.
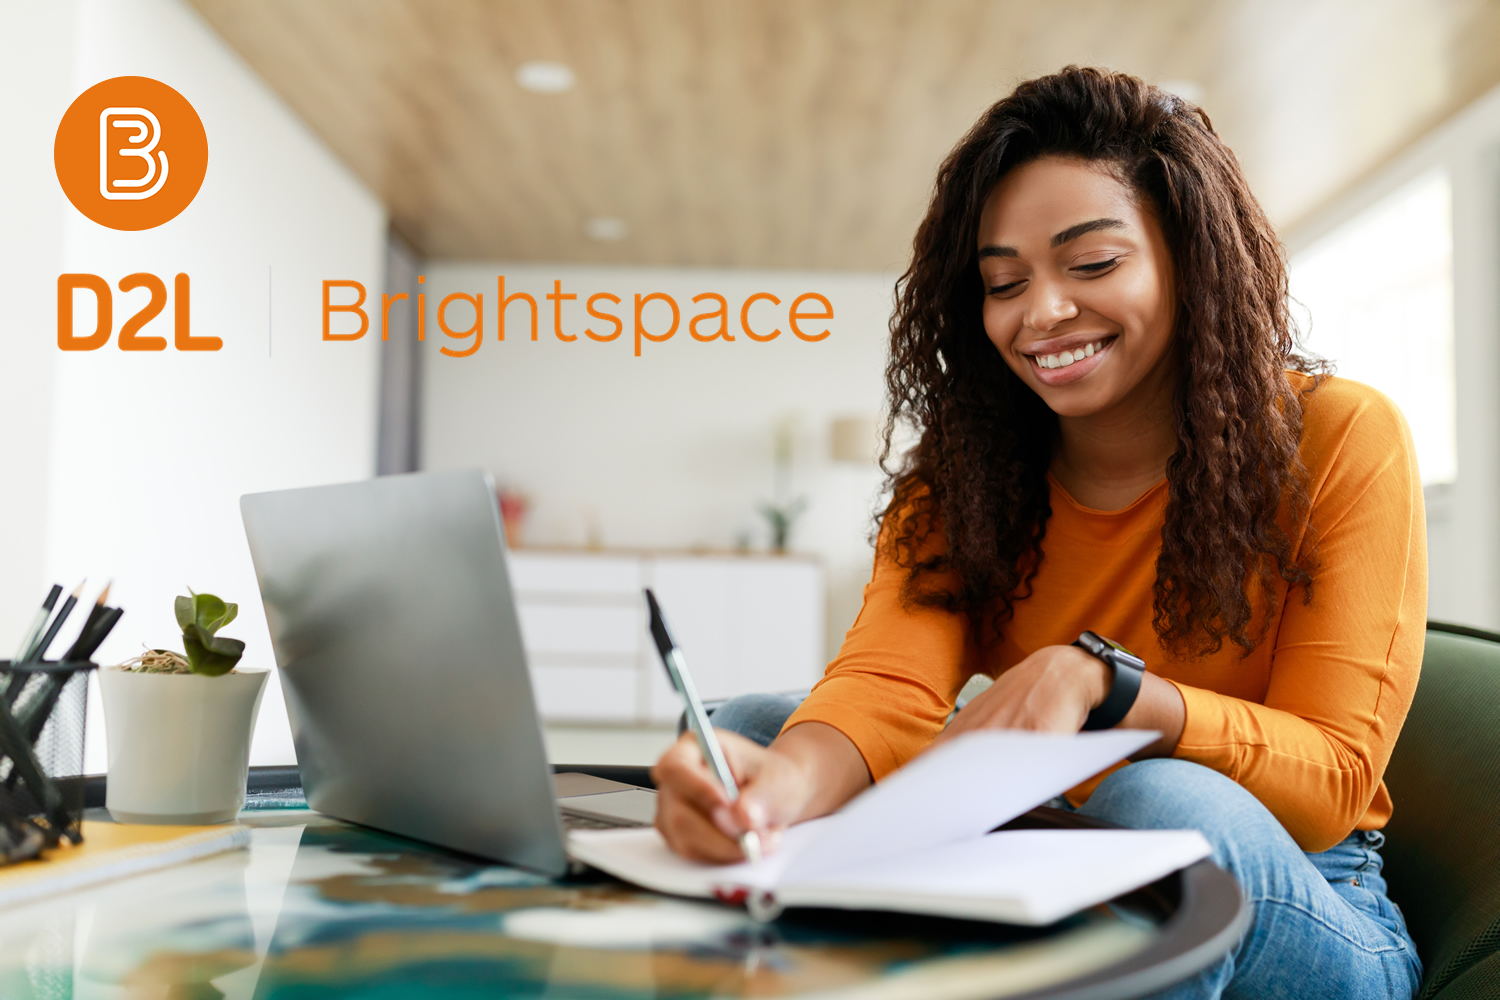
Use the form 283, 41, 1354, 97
1026, 336, 1114, 385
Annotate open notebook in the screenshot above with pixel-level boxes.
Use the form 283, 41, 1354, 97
569, 730, 1211, 925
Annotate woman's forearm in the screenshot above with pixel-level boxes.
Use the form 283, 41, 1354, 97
762, 656, 1181, 827
770, 721, 873, 822
1120, 671, 1185, 759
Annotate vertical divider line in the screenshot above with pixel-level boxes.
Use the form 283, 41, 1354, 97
268, 265, 273, 358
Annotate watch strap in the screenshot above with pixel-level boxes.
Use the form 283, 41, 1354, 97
1075, 631, 1146, 731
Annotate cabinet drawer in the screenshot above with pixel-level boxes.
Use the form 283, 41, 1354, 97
736, 561, 825, 692
517, 603, 641, 656
508, 553, 641, 596
530, 665, 638, 721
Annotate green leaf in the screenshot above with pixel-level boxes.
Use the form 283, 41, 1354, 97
176, 590, 244, 676
191, 593, 228, 635
182, 623, 244, 677
212, 603, 238, 632
201, 630, 243, 656
174, 595, 194, 631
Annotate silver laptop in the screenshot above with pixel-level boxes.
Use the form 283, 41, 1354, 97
240, 469, 656, 877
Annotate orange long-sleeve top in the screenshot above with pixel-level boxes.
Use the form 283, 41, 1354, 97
784, 375, 1427, 852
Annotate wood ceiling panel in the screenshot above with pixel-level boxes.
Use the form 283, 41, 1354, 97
187, 0, 1500, 269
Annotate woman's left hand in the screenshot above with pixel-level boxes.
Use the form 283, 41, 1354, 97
934, 644, 1110, 745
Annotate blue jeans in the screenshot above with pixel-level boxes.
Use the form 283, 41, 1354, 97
708, 693, 1423, 1000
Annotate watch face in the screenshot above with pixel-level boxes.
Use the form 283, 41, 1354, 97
1100, 636, 1136, 657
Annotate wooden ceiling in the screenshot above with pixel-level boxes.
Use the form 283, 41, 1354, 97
189, 0, 1500, 270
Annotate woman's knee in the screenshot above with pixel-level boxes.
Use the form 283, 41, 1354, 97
705, 693, 804, 747
1079, 759, 1299, 869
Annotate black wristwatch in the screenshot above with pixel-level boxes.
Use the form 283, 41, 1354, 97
1073, 631, 1146, 730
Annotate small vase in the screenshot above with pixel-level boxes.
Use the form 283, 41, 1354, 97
99, 668, 268, 824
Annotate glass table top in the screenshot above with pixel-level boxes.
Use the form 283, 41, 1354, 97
0, 811, 1163, 1000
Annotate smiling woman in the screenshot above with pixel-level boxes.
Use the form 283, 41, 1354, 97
650, 67, 1427, 1000
889, 81, 1323, 656
977, 165, 1177, 428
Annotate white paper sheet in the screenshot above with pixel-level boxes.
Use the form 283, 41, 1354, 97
568, 817, 834, 897
570, 730, 1162, 915
778, 729, 1156, 885
781, 828, 1212, 925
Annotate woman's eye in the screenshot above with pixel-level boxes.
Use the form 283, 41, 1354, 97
988, 279, 1026, 296
1074, 257, 1121, 275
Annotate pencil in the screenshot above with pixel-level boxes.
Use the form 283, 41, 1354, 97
12, 585, 63, 663
19, 606, 122, 744
6, 580, 83, 713
23, 580, 84, 664
4, 584, 63, 707
68, 606, 121, 662
62, 583, 112, 662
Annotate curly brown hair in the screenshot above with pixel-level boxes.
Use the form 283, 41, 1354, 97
881, 66, 1321, 657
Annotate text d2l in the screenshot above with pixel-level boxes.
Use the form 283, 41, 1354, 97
57, 273, 222, 351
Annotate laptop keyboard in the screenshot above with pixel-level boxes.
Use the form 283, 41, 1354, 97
561, 809, 642, 831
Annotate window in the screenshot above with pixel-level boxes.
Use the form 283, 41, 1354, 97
1288, 170, 1455, 485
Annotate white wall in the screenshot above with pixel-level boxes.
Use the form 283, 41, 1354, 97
420, 263, 895, 657
1285, 80, 1500, 630
0, 0, 76, 654
0, 0, 386, 770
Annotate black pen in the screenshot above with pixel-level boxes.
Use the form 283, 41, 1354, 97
645, 588, 763, 865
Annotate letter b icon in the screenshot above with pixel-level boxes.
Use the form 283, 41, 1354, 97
100, 107, 169, 201
55, 77, 207, 231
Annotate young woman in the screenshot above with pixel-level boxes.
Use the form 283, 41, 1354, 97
653, 67, 1425, 999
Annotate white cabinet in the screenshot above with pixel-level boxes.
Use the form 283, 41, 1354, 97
506, 550, 825, 723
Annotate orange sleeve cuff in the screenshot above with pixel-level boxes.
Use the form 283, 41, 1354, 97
1168, 678, 1238, 777
778, 678, 913, 782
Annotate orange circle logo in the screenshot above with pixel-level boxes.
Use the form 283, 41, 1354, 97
54, 76, 208, 231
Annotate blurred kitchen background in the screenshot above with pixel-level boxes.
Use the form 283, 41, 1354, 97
2, 0, 1495, 768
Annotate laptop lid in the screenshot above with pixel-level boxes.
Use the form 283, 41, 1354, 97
240, 469, 569, 876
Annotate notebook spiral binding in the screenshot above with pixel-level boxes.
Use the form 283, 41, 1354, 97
0, 659, 96, 864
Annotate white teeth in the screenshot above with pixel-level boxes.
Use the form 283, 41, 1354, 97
1033, 339, 1105, 370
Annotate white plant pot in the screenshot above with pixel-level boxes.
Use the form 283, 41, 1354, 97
100, 668, 268, 824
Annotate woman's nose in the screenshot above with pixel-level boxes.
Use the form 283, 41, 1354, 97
1025, 277, 1080, 331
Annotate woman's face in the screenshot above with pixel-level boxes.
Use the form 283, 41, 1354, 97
976, 156, 1177, 419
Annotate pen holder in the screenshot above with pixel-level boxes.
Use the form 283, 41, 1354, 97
0, 659, 96, 863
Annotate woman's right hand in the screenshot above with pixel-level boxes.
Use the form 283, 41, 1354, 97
651, 721, 874, 864
651, 729, 815, 864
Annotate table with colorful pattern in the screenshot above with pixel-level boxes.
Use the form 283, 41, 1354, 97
0, 793, 1244, 999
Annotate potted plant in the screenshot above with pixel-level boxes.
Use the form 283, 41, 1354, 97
100, 591, 267, 824
757, 415, 807, 553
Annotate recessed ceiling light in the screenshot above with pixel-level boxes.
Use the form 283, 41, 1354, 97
516, 61, 576, 94
1158, 79, 1205, 106
585, 217, 628, 242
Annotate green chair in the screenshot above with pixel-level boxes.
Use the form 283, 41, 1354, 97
1381, 623, 1500, 999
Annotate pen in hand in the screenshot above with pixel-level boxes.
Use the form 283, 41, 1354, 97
645, 588, 763, 866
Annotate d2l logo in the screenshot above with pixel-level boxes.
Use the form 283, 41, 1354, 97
54, 76, 208, 230
57, 273, 220, 352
